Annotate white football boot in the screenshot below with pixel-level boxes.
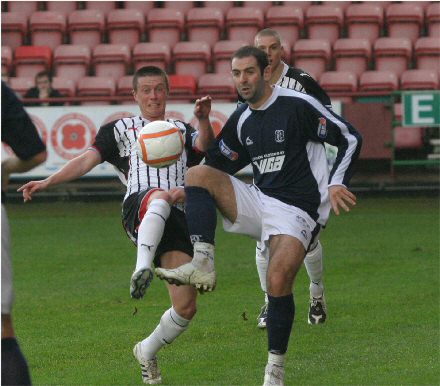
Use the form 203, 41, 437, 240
263, 363, 285, 386
130, 267, 154, 299
133, 342, 162, 384
155, 262, 216, 292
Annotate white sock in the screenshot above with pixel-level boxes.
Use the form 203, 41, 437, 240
135, 199, 171, 272
304, 241, 324, 297
268, 352, 285, 367
140, 307, 190, 360
256, 243, 268, 294
191, 242, 215, 273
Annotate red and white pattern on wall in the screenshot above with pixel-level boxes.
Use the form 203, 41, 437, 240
51, 113, 97, 160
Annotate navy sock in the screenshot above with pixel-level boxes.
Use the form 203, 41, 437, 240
1, 337, 32, 385
267, 294, 295, 355
184, 186, 217, 245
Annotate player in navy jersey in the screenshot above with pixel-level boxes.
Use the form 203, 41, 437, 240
2, 81, 47, 385
18, 66, 215, 384
155, 47, 362, 386
250, 29, 332, 328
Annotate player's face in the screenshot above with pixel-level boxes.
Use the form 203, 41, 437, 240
133, 75, 168, 120
254, 35, 283, 70
36, 76, 51, 92
231, 56, 269, 105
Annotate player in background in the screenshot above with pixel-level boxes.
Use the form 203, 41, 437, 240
2, 81, 48, 385
250, 29, 333, 328
155, 46, 362, 386
18, 66, 215, 385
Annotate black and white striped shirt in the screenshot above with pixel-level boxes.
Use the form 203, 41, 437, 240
91, 116, 202, 202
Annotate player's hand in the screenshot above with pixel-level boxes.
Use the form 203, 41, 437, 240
194, 96, 212, 120
17, 180, 49, 202
329, 185, 356, 215
169, 187, 185, 204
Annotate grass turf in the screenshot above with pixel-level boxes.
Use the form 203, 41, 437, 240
6, 195, 439, 385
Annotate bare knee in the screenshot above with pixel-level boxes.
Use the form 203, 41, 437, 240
149, 190, 172, 205
171, 288, 197, 320
267, 268, 295, 296
186, 165, 217, 190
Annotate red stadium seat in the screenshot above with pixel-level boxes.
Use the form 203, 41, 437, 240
1, 12, 28, 51
133, 43, 171, 72
163, 1, 196, 14
415, 37, 440, 73
242, 1, 274, 13
265, 6, 304, 46
107, 9, 144, 49
77, 76, 115, 105
400, 69, 439, 90
169, 74, 197, 101
7, 1, 39, 18
84, 1, 117, 16
206, 1, 234, 14
147, 8, 184, 48
172, 41, 211, 79
46, 1, 78, 16
319, 71, 357, 103
14, 46, 52, 78
2, 46, 13, 75
427, 2, 440, 38
53, 44, 91, 83
92, 44, 131, 79
68, 10, 105, 50
123, 1, 155, 16
320, 71, 357, 92
213, 40, 247, 74
386, 3, 424, 44
197, 73, 236, 101
52, 77, 76, 97
186, 7, 224, 47
226, 7, 264, 44
29, 11, 66, 51
394, 126, 424, 149
333, 38, 371, 78
346, 3, 384, 44
292, 39, 332, 79
374, 38, 412, 77
359, 70, 399, 91
322, 1, 351, 12
305, 5, 344, 45
9, 76, 34, 97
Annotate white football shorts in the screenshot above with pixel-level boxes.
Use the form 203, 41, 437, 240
222, 175, 319, 251
2, 204, 14, 314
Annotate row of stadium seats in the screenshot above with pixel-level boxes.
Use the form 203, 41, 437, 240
3, 36, 439, 81
2, 2, 439, 51
8, 69, 439, 105
3, 1, 435, 17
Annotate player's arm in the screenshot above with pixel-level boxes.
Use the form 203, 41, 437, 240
302, 100, 362, 215
17, 149, 101, 202
193, 95, 215, 151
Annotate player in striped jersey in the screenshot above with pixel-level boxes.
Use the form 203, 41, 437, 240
251, 29, 332, 328
155, 46, 362, 386
18, 66, 215, 385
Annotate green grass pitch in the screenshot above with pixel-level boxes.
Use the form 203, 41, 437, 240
6, 195, 439, 385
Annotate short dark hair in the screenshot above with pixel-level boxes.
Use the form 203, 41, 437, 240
232, 46, 269, 75
132, 66, 169, 92
35, 70, 52, 82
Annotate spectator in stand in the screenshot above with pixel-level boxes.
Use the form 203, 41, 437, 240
24, 71, 64, 106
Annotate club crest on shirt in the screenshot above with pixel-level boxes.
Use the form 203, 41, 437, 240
317, 117, 327, 139
275, 130, 285, 143
219, 139, 239, 161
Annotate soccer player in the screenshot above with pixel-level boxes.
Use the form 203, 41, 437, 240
18, 66, 215, 384
155, 47, 362, 386
250, 28, 333, 328
2, 81, 48, 385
